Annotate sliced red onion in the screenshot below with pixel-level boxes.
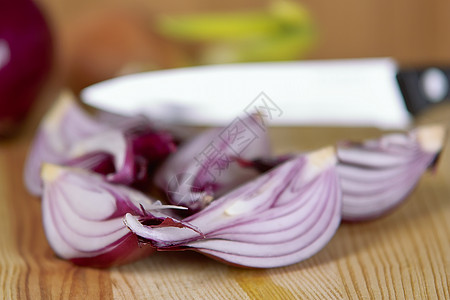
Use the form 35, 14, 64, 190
41, 164, 191, 267
232, 126, 446, 221
154, 115, 271, 211
337, 125, 446, 221
126, 147, 342, 268
68, 123, 175, 188
24, 93, 175, 195
24, 93, 108, 195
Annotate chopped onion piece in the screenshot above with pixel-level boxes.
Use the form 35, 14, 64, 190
126, 147, 342, 268
24, 92, 175, 195
154, 115, 270, 212
233, 125, 447, 222
41, 164, 189, 267
24, 92, 107, 195
337, 124, 446, 221
67, 124, 176, 187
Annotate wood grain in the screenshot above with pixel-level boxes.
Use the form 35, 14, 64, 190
1, 104, 449, 299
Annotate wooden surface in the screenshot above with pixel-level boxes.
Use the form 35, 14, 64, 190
1, 103, 449, 299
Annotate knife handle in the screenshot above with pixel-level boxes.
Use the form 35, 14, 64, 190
396, 67, 450, 115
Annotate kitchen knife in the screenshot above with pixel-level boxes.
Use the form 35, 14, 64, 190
81, 58, 449, 129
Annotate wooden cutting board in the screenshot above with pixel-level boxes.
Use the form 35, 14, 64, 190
1, 107, 449, 299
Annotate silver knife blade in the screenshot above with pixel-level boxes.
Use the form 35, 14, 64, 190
81, 58, 411, 129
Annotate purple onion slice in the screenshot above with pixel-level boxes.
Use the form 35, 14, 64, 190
337, 124, 446, 221
41, 164, 190, 267
24, 92, 107, 195
24, 93, 175, 195
154, 115, 271, 212
126, 147, 342, 268
230, 125, 447, 222
67, 123, 175, 188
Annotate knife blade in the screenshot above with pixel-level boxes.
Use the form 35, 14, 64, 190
80, 58, 448, 129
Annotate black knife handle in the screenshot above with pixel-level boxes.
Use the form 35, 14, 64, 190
396, 67, 450, 115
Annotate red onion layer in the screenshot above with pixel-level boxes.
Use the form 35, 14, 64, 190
337, 125, 446, 221
155, 115, 271, 212
24, 93, 107, 195
126, 147, 342, 268
41, 164, 190, 267
231, 126, 446, 222
24, 93, 175, 195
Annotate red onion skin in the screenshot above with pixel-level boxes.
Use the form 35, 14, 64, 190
0, 0, 53, 136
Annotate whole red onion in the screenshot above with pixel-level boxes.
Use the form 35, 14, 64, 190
0, 0, 53, 136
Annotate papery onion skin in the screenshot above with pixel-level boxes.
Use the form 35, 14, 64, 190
0, 0, 53, 136
40, 164, 190, 267
337, 124, 446, 222
126, 147, 342, 268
